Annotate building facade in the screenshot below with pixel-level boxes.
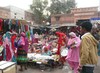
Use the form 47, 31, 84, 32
51, 14, 74, 26
51, 7, 98, 26
6, 6, 25, 20
0, 7, 10, 19
25, 11, 34, 22
72, 7, 98, 23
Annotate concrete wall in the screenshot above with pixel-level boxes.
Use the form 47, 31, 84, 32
0, 7, 10, 19
25, 11, 34, 22
6, 6, 25, 20
51, 7, 98, 25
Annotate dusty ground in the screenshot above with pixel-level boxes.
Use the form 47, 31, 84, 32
17, 59, 100, 73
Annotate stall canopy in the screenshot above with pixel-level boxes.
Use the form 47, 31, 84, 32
48, 23, 76, 29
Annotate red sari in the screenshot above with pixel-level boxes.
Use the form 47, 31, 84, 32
56, 32, 68, 64
0, 41, 3, 61
11, 34, 17, 56
56, 32, 67, 55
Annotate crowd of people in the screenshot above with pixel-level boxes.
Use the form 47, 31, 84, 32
0, 21, 99, 73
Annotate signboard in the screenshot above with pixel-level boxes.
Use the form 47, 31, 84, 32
90, 18, 100, 24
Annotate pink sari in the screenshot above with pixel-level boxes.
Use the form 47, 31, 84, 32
66, 35, 81, 73
66, 37, 81, 62
3, 37, 12, 61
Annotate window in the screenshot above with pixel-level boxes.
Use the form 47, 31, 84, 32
55, 16, 61, 21
14, 13, 17, 15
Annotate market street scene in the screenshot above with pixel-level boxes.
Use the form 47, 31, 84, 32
0, 0, 100, 73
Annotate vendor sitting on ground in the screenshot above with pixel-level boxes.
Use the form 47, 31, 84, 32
28, 44, 35, 53
42, 46, 52, 56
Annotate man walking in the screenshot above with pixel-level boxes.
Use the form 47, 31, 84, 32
78, 21, 99, 73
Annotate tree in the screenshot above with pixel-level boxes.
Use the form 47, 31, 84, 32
30, 0, 49, 24
30, 0, 76, 24
47, 0, 76, 14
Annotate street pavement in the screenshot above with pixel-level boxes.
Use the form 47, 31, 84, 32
17, 57, 100, 73
94, 56, 100, 73
17, 63, 73, 73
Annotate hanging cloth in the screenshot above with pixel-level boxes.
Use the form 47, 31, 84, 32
3, 37, 12, 61
30, 27, 33, 41
0, 46, 3, 53
0, 19, 3, 31
6, 44, 12, 61
25, 25, 29, 31
9, 19, 12, 30
11, 34, 17, 53
26, 31, 30, 39
30, 27, 33, 37
3, 19, 9, 33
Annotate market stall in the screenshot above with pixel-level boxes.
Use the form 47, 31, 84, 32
27, 53, 60, 70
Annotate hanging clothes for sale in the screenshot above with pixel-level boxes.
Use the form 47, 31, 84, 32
30, 27, 33, 36
11, 33, 17, 62
30, 27, 34, 41
25, 25, 29, 31
8, 19, 12, 30
11, 34, 17, 54
3, 31, 11, 40
11, 24, 16, 31
11, 19, 16, 31
3, 37, 12, 61
3, 19, 10, 33
15, 20, 20, 33
0, 19, 3, 31
20, 24, 25, 32
0, 35, 3, 61
26, 31, 30, 39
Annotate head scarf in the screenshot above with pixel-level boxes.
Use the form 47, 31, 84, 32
69, 32, 77, 38
21, 32, 25, 37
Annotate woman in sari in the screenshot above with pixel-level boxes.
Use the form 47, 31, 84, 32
16, 32, 28, 71
66, 32, 81, 73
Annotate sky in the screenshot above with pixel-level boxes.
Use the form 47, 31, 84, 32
0, 0, 99, 10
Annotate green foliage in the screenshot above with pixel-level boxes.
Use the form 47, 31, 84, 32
30, 0, 76, 24
47, 0, 76, 14
30, 0, 49, 24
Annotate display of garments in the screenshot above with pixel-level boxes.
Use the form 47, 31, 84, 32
0, 19, 3, 31
42, 50, 52, 56
3, 32, 11, 40
26, 31, 30, 39
30, 27, 33, 37
3, 19, 9, 33
25, 25, 29, 31
11, 34, 17, 54
8, 19, 12, 30
21, 24, 25, 32
3, 37, 12, 61
11, 24, 16, 31
0, 46, 3, 53
0, 45, 3, 61
0, 19, 33, 62
6, 44, 12, 61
